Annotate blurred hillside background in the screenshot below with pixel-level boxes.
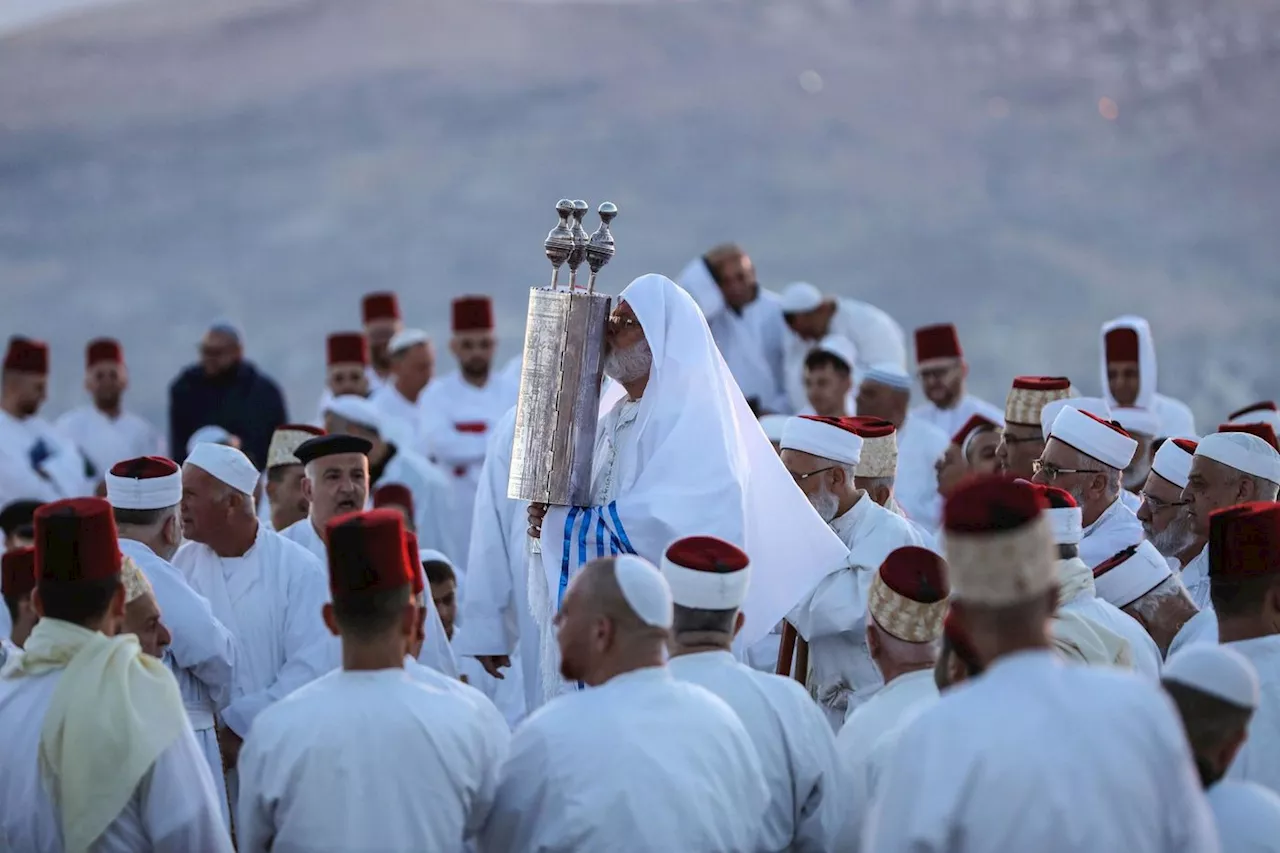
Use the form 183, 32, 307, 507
1, 0, 1278, 428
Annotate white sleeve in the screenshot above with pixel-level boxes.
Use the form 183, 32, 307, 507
147, 562, 236, 710
1153, 694, 1222, 853
465, 704, 513, 841
455, 431, 518, 658
479, 726, 558, 853
791, 698, 843, 853
143, 724, 234, 853
234, 725, 276, 853
860, 724, 949, 853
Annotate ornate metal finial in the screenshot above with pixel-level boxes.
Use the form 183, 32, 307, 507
544, 199, 576, 289
567, 200, 590, 290
585, 202, 618, 294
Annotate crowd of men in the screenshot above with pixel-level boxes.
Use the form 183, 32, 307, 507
0, 242, 1277, 851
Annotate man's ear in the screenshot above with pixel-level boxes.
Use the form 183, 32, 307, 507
732, 611, 746, 639
322, 603, 340, 637
301, 476, 313, 503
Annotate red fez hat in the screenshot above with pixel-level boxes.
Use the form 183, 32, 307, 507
943, 609, 982, 672
1012, 376, 1071, 392
4, 336, 49, 375
404, 530, 423, 596
914, 324, 963, 364
951, 413, 998, 447
944, 476, 1044, 535
452, 296, 495, 333
361, 292, 401, 323
1208, 502, 1280, 579
847, 416, 896, 439
325, 509, 413, 598
1, 546, 36, 601
665, 536, 750, 573
1076, 409, 1134, 440
85, 338, 122, 368
373, 483, 416, 518
879, 546, 949, 602
1229, 401, 1278, 421
1171, 437, 1199, 456
34, 497, 122, 582
327, 333, 369, 367
108, 456, 179, 479
1219, 422, 1280, 453
1104, 327, 1141, 363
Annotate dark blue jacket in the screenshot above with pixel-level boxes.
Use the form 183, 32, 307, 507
168, 360, 288, 470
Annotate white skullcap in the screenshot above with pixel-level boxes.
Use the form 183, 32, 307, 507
1228, 403, 1280, 435
324, 395, 382, 433
861, 363, 913, 392
1045, 506, 1083, 546
1092, 541, 1171, 608
613, 554, 674, 629
779, 282, 824, 315
1196, 431, 1280, 484
813, 335, 856, 370
780, 416, 863, 465
758, 414, 789, 444
1163, 644, 1260, 710
661, 535, 751, 611
1111, 406, 1161, 439
1048, 405, 1138, 470
418, 548, 452, 568
184, 443, 259, 496
1040, 397, 1112, 441
1152, 438, 1197, 489
186, 424, 234, 456
120, 554, 154, 605
388, 328, 430, 356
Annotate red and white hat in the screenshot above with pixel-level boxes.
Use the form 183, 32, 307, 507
452, 296, 495, 333
267, 425, 326, 470
951, 414, 999, 457
1196, 431, 1280, 484
942, 477, 1055, 606
106, 456, 182, 510
403, 530, 424, 598
325, 509, 413, 598
326, 333, 368, 367
1028, 483, 1082, 546
661, 535, 751, 610
1, 546, 36, 601
1092, 541, 1171, 608
868, 546, 949, 642
361, 292, 401, 323
1218, 422, 1280, 453
849, 417, 897, 478
914, 323, 963, 368
1005, 376, 1073, 427
780, 416, 863, 466
1152, 438, 1197, 489
373, 483, 416, 518
86, 338, 123, 368
34, 497, 122, 582
1040, 396, 1112, 441
1228, 401, 1280, 436
1103, 326, 1141, 364
1209, 502, 1280, 580
1047, 406, 1138, 470
3, 336, 49, 376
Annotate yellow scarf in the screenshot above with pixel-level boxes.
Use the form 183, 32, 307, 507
5, 618, 187, 853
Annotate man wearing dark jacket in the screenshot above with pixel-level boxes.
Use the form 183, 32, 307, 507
169, 322, 287, 470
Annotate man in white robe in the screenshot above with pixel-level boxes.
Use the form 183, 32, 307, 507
1034, 404, 1143, 568
527, 274, 848, 705
1139, 437, 1204, 570
661, 535, 839, 852
864, 477, 1218, 852
370, 328, 433, 453
482, 554, 769, 852
778, 281, 908, 413
1163, 643, 1280, 850
56, 338, 165, 478
1093, 540, 1203, 671
106, 456, 237, 822
909, 323, 1003, 437
1100, 316, 1196, 438
996, 375, 1075, 480
0, 497, 231, 853
0, 337, 95, 506
262, 424, 323, 532
313, 332, 371, 426
361, 291, 402, 392
173, 443, 336, 787
834, 546, 948, 850
417, 296, 515, 561
1181, 431, 1280, 609
780, 415, 925, 728
237, 509, 505, 853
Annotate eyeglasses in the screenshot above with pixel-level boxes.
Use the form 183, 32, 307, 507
791, 465, 836, 483
1139, 491, 1190, 512
1031, 460, 1102, 481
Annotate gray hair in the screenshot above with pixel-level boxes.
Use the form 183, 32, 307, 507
1101, 464, 1122, 500
1246, 474, 1280, 502
1131, 574, 1193, 622
869, 614, 940, 667
671, 604, 738, 646
858, 475, 896, 491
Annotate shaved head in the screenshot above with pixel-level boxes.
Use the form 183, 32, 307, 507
556, 557, 669, 686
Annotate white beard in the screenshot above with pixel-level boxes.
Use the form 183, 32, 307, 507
809, 483, 839, 524
1144, 511, 1196, 558
604, 338, 653, 385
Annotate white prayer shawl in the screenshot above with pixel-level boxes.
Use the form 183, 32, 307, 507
1078, 497, 1145, 570
236, 667, 506, 853
172, 524, 336, 737
864, 650, 1218, 853
279, 517, 459, 679
783, 297, 909, 412
1207, 779, 1280, 853
834, 669, 939, 852
1181, 546, 1213, 610
667, 650, 841, 852
788, 495, 925, 730
537, 274, 848, 655
908, 393, 1005, 440
369, 383, 426, 454
481, 666, 769, 853
0, 668, 232, 853
1168, 606, 1219, 658
379, 446, 463, 566
1058, 558, 1163, 678
1225, 635, 1280, 794
0, 410, 95, 506
893, 415, 950, 533
1052, 609, 1134, 669
1099, 316, 1197, 437
54, 406, 164, 479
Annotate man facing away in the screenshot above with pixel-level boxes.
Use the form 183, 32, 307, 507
0, 497, 231, 853
236, 509, 505, 853
481, 554, 769, 852
1093, 542, 1200, 663
909, 323, 1003, 438
662, 535, 840, 852
863, 477, 1218, 853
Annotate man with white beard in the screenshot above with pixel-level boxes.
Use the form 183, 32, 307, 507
779, 415, 924, 729
1099, 316, 1196, 437
1139, 438, 1204, 570
1093, 541, 1200, 661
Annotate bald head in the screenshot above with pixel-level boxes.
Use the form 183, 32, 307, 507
556, 556, 671, 686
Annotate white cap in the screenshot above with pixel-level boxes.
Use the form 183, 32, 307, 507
1152, 438, 1196, 489
1092, 541, 1171, 608
418, 548, 452, 567
780, 417, 863, 466
614, 554, 674, 629
105, 463, 182, 511
1111, 406, 1161, 439
660, 536, 752, 611
1048, 405, 1138, 470
184, 443, 259, 497
861, 363, 913, 392
813, 335, 856, 371
1040, 397, 1112, 441
186, 424, 234, 456
1045, 506, 1083, 546
758, 414, 789, 444
779, 282, 824, 315
120, 554, 153, 605
1196, 432, 1280, 484
324, 395, 382, 433
388, 328, 430, 356
1163, 644, 1260, 710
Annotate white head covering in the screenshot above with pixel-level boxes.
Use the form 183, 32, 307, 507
186, 425, 233, 456
324, 395, 382, 433
105, 465, 181, 511
860, 363, 913, 392
1048, 405, 1138, 470
1196, 432, 1280, 484
758, 414, 789, 444
418, 548, 452, 567
779, 282, 824, 314
1040, 396, 1113, 441
1092, 541, 1171, 608
1163, 644, 1260, 709
388, 328, 429, 356
1100, 315, 1159, 411
1152, 438, 1196, 488
1228, 403, 1280, 435
1112, 406, 1161, 439
780, 417, 863, 465
814, 335, 856, 371
1045, 505, 1083, 546
184, 443, 259, 496
614, 554, 674, 629
120, 554, 154, 604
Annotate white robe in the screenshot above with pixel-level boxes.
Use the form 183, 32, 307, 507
1180, 546, 1213, 610
54, 405, 165, 477
908, 393, 1005, 440
667, 649, 840, 852
1099, 316, 1197, 438
1207, 779, 1280, 853
1058, 557, 1162, 678
0, 668, 232, 853
892, 415, 950, 533
0, 410, 95, 506
784, 297, 909, 412
1078, 497, 1145, 570
864, 650, 1218, 852
405, 657, 513, 742
1225, 635, 1280, 794
378, 445, 463, 565
236, 667, 506, 853
788, 494, 925, 729
369, 383, 426, 453
834, 668, 939, 851
173, 523, 336, 738
1169, 606, 1219, 657
454, 633, 526, 728
481, 666, 769, 853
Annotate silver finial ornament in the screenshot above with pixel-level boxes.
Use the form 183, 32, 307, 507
566, 200, 590, 290
585, 202, 618, 294
544, 199, 576, 289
